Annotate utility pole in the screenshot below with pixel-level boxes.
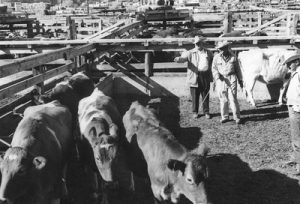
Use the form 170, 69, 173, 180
87, 0, 89, 15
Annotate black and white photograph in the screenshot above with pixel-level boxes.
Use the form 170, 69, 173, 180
0, 0, 300, 203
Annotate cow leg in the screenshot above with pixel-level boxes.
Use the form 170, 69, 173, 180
62, 165, 68, 195
278, 80, 289, 106
130, 172, 135, 192
83, 166, 99, 204
244, 77, 257, 107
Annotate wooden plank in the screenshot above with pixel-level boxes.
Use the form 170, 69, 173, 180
97, 62, 188, 71
0, 101, 32, 137
0, 63, 75, 100
85, 20, 126, 40
0, 73, 32, 91
0, 44, 95, 78
0, 35, 300, 46
0, 47, 72, 78
245, 14, 288, 35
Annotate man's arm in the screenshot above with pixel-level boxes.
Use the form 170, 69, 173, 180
212, 54, 221, 81
234, 56, 243, 88
174, 50, 189, 63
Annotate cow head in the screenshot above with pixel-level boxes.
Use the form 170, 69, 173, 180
68, 72, 94, 99
167, 145, 209, 204
85, 118, 118, 182
123, 101, 159, 143
122, 102, 141, 142
0, 147, 46, 203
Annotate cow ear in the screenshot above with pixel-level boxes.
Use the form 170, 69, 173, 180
197, 143, 210, 157
0, 154, 3, 166
167, 159, 186, 174
33, 156, 47, 170
89, 127, 97, 138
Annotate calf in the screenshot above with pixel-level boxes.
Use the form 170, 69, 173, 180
0, 100, 72, 204
123, 101, 209, 204
78, 88, 121, 183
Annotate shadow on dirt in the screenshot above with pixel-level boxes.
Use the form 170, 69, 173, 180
177, 127, 203, 150
205, 153, 300, 204
241, 104, 288, 122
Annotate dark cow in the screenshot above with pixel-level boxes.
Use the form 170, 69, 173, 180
78, 88, 121, 182
39, 72, 94, 117
0, 100, 72, 204
123, 101, 209, 204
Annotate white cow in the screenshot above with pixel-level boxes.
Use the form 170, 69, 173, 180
238, 48, 299, 107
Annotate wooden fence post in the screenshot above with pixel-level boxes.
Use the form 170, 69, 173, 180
99, 19, 103, 31
223, 11, 232, 34
291, 13, 299, 35
27, 22, 34, 38
67, 16, 77, 40
145, 52, 153, 77
32, 66, 45, 94
286, 13, 292, 36
36, 21, 40, 35
257, 12, 262, 27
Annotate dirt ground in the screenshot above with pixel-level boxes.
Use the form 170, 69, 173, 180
117, 95, 300, 204
66, 94, 300, 204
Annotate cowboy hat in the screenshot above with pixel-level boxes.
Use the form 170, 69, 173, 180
216, 41, 231, 49
193, 35, 206, 44
283, 54, 300, 65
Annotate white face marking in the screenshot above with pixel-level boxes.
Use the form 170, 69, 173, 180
5, 154, 18, 161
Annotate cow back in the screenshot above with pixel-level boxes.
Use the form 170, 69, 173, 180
13, 100, 73, 163
238, 49, 298, 83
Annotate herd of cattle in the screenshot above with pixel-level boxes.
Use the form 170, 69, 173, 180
0, 44, 298, 204
0, 72, 210, 204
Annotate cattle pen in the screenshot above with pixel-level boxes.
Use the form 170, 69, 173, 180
1, 8, 300, 204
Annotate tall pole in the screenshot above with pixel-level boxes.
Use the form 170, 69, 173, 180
87, 0, 89, 15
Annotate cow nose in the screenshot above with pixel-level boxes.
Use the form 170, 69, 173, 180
0, 197, 7, 204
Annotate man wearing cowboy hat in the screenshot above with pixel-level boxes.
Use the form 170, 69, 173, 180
174, 35, 213, 119
283, 54, 300, 174
212, 41, 243, 124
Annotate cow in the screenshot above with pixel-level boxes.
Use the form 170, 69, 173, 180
38, 72, 95, 116
122, 101, 209, 204
0, 100, 72, 204
78, 88, 121, 182
77, 88, 126, 203
238, 48, 299, 107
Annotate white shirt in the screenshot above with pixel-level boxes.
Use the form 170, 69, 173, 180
197, 50, 209, 72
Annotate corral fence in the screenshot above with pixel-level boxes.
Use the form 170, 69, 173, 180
1, 12, 300, 148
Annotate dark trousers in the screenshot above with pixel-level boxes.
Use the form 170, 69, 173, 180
190, 72, 210, 114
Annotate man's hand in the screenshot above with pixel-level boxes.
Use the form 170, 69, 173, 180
174, 57, 180, 63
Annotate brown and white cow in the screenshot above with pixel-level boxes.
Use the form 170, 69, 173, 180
123, 101, 209, 204
78, 88, 121, 183
238, 48, 299, 107
0, 100, 72, 204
